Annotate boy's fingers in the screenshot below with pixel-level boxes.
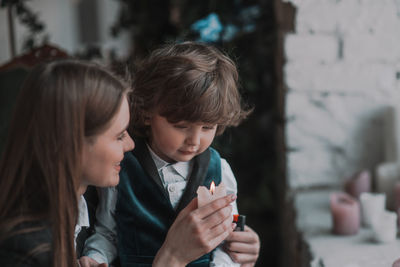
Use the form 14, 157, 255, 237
225, 230, 258, 243
226, 225, 260, 244
224, 241, 258, 254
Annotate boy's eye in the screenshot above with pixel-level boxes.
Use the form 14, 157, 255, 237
203, 125, 216, 130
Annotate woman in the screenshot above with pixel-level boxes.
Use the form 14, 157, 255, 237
0, 60, 235, 267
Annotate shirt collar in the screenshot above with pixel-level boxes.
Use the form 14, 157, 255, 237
146, 143, 191, 179
77, 195, 90, 229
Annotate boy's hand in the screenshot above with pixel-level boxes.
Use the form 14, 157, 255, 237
78, 256, 108, 267
153, 194, 237, 267
223, 225, 260, 267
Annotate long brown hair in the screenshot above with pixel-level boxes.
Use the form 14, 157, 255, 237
0, 60, 128, 267
130, 41, 252, 137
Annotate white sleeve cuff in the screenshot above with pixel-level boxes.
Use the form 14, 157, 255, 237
85, 252, 108, 264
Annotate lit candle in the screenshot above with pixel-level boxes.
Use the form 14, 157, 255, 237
197, 181, 226, 207
360, 192, 386, 227
371, 210, 397, 243
330, 192, 360, 235
343, 170, 371, 199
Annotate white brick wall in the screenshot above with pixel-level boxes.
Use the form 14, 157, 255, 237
284, 0, 400, 188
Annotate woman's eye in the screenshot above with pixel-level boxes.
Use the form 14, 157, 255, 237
174, 125, 188, 129
118, 132, 126, 141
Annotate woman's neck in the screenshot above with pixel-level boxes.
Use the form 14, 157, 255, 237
77, 184, 87, 197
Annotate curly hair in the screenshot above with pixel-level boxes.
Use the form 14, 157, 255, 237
130, 41, 252, 137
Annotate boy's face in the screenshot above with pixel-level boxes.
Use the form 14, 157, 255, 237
146, 114, 217, 163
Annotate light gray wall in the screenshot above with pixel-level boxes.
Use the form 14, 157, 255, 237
284, 0, 400, 189
0, 0, 130, 64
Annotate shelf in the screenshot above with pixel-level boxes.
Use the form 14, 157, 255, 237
294, 190, 400, 267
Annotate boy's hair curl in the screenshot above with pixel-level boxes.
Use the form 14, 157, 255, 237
130, 41, 252, 137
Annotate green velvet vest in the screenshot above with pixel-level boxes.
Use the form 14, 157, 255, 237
116, 139, 222, 267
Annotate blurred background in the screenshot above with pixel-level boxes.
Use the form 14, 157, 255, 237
2, 0, 400, 266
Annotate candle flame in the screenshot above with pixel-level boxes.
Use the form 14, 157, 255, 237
210, 181, 216, 195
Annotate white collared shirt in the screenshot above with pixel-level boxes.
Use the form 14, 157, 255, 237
75, 195, 90, 248
84, 146, 239, 267
147, 145, 192, 208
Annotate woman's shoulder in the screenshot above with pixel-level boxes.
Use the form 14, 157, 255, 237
0, 221, 52, 267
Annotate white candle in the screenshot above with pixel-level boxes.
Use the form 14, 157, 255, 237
371, 210, 397, 243
376, 162, 400, 210
197, 181, 226, 207
394, 183, 400, 214
360, 192, 386, 227
383, 106, 400, 162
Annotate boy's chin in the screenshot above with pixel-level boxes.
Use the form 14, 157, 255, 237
175, 154, 196, 162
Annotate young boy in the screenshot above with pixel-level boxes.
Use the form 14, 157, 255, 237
82, 41, 259, 266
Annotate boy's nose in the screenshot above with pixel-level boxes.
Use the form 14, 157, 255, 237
186, 131, 201, 146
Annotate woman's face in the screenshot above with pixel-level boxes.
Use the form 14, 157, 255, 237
81, 95, 134, 189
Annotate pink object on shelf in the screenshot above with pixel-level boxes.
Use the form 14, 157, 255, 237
330, 192, 360, 235
344, 170, 371, 199
394, 258, 400, 267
